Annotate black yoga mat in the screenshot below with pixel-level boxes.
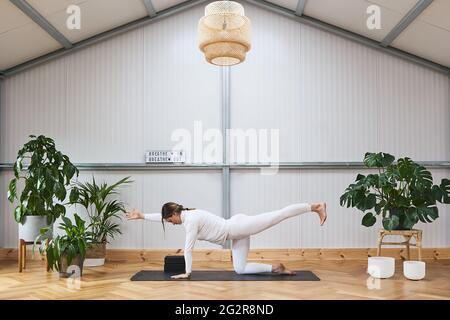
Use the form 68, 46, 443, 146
130, 270, 320, 281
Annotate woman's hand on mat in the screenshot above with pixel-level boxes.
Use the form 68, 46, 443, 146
126, 209, 144, 220
171, 273, 191, 280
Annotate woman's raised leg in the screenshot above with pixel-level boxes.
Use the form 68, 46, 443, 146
229, 203, 327, 275
230, 203, 326, 239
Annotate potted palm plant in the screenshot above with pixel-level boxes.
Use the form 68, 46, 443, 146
340, 152, 450, 230
34, 213, 92, 278
70, 176, 132, 266
7, 135, 79, 242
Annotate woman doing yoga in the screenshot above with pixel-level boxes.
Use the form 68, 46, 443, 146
126, 202, 327, 279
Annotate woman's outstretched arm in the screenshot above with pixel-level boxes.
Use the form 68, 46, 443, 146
126, 209, 160, 222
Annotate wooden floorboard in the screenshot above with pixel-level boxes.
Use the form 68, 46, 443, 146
1, 259, 449, 300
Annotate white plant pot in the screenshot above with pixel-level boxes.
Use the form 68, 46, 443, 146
83, 242, 106, 267
84, 258, 106, 267
403, 261, 426, 280
368, 257, 395, 279
18, 216, 50, 242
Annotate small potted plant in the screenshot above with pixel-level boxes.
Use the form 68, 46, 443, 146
34, 213, 92, 278
340, 152, 450, 230
70, 176, 132, 266
7, 135, 79, 242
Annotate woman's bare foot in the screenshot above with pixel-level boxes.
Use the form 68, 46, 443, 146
272, 263, 296, 275
312, 202, 327, 226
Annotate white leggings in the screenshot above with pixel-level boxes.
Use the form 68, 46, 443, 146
228, 203, 312, 274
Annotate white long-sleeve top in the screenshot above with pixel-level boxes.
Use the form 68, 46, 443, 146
143, 209, 230, 273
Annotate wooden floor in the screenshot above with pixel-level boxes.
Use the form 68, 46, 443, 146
1, 259, 449, 300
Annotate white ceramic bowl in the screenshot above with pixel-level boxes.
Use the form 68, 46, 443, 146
368, 257, 395, 279
403, 261, 426, 280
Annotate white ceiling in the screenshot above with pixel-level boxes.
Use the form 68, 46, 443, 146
302, 0, 407, 42
268, 0, 298, 11
0, 0, 449, 72
0, 0, 62, 70
391, 0, 450, 67
152, 0, 187, 12
28, 0, 149, 43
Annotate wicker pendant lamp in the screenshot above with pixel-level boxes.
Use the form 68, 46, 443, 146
198, 1, 251, 66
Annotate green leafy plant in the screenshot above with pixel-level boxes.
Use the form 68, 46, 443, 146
340, 152, 450, 230
70, 176, 132, 244
34, 213, 92, 272
7, 135, 79, 224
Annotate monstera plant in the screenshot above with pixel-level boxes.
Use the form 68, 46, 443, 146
340, 152, 450, 230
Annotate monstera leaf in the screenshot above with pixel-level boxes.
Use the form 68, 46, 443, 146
414, 165, 433, 190
362, 212, 377, 227
397, 157, 415, 181
363, 152, 395, 168
432, 179, 450, 204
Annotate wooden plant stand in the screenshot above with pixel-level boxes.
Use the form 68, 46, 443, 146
376, 229, 423, 261
18, 239, 50, 272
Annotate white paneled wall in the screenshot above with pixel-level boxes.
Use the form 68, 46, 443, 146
1, 4, 449, 249
142, 8, 221, 157
378, 57, 450, 160
0, 171, 15, 248
1, 57, 69, 162
228, 4, 450, 248
231, 169, 450, 248
231, 4, 450, 162
0, 6, 221, 249
65, 29, 145, 163
1, 170, 222, 249
0, 5, 220, 163
231, 5, 381, 162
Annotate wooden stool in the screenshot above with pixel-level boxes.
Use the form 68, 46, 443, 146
376, 229, 423, 261
18, 239, 50, 272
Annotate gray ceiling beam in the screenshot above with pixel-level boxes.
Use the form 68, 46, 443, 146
381, 0, 434, 47
295, 0, 306, 16
9, 0, 73, 49
243, 0, 449, 75
2, 0, 209, 77
143, 0, 157, 17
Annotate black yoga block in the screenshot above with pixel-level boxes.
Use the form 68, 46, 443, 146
164, 255, 185, 273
